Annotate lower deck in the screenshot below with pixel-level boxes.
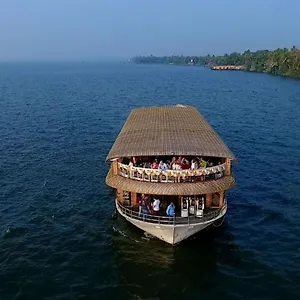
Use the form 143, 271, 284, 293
116, 191, 227, 225
117, 199, 226, 226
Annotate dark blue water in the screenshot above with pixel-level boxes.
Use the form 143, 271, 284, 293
0, 63, 300, 300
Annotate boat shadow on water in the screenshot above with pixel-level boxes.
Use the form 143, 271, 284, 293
110, 216, 294, 300
110, 216, 246, 299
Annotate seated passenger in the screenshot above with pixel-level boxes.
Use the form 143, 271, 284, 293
182, 157, 190, 165
170, 157, 177, 168
181, 157, 190, 169
172, 162, 182, 170
166, 160, 171, 169
177, 156, 183, 165
158, 160, 168, 170
143, 161, 151, 168
191, 158, 198, 170
199, 157, 207, 168
128, 159, 134, 167
151, 159, 159, 169
132, 156, 137, 166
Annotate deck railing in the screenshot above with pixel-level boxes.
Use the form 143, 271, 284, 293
116, 199, 227, 226
117, 162, 226, 183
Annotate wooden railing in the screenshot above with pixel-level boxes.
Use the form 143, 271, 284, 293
116, 199, 227, 225
117, 162, 226, 183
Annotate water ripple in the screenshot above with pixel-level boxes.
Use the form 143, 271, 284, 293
0, 63, 300, 299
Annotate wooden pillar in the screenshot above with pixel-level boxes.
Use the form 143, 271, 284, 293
219, 191, 224, 208
206, 193, 212, 208
178, 195, 182, 210
117, 188, 123, 203
112, 159, 118, 175
131, 192, 138, 207
225, 158, 231, 176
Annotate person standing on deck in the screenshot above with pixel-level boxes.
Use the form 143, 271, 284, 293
140, 194, 151, 220
152, 197, 161, 215
138, 194, 145, 217
166, 202, 175, 218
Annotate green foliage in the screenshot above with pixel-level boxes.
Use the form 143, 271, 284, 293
133, 47, 300, 77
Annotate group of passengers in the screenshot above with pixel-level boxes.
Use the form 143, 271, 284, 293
128, 156, 220, 170
138, 194, 175, 218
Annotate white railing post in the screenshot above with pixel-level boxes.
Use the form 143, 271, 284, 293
117, 162, 227, 183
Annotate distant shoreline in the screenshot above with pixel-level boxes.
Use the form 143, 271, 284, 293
132, 47, 300, 78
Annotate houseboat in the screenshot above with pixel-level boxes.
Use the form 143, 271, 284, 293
105, 105, 235, 245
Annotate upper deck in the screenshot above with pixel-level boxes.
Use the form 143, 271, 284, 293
106, 105, 235, 195
117, 156, 226, 183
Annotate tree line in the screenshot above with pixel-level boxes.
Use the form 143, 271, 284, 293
132, 47, 300, 77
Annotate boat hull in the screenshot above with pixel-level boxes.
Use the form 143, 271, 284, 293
116, 200, 227, 245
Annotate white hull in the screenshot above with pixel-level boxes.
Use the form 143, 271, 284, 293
116, 200, 227, 245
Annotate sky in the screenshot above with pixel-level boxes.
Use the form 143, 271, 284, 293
0, 0, 300, 61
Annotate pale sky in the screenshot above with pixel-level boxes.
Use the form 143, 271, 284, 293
0, 0, 299, 61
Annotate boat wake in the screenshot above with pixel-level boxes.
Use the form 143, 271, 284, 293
112, 226, 141, 243
143, 232, 156, 240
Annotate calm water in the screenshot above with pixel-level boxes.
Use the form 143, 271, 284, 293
0, 63, 300, 300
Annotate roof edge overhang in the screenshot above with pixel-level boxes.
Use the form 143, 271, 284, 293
105, 154, 236, 162
105, 167, 235, 195
105, 105, 236, 162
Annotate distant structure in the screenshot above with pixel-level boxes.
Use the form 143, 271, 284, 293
211, 65, 244, 70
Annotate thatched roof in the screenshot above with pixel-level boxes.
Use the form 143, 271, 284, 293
106, 105, 235, 161
106, 167, 235, 195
